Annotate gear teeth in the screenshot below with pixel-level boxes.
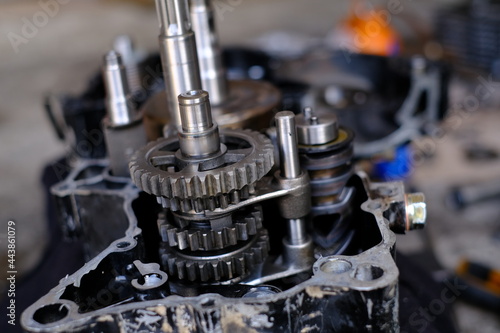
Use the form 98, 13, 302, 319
236, 223, 249, 240
191, 176, 202, 199
128, 130, 274, 207
201, 232, 211, 250
207, 197, 216, 211
140, 172, 152, 193
186, 262, 198, 281
160, 230, 269, 282
188, 232, 200, 251
226, 227, 237, 245
194, 198, 203, 213
160, 176, 172, 198
158, 208, 263, 251
231, 191, 240, 204
149, 174, 161, 196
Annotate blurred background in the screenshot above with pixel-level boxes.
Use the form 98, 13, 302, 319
1, 0, 500, 332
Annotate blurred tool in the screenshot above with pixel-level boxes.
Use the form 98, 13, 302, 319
463, 143, 499, 162
448, 178, 500, 209
453, 259, 500, 311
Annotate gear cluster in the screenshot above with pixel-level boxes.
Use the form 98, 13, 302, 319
158, 206, 263, 251
129, 90, 273, 282
129, 129, 274, 212
160, 229, 270, 282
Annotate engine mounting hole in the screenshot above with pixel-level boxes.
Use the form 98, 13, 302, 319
367, 201, 382, 210
141, 273, 163, 287
376, 187, 395, 196
116, 241, 131, 249
242, 285, 281, 298
33, 303, 69, 324
320, 259, 352, 274
353, 264, 384, 281
200, 298, 216, 307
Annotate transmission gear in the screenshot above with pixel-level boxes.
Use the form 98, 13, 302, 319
160, 229, 270, 282
129, 129, 273, 209
158, 206, 263, 251
156, 184, 255, 212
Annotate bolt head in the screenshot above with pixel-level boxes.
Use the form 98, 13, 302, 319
405, 193, 426, 230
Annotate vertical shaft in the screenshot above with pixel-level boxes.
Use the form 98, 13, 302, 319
287, 218, 308, 245
275, 111, 311, 256
113, 35, 142, 93
275, 111, 301, 179
156, 0, 191, 35
189, 0, 228, 105
178, 90, 220, 157
103, 51, 147, 177
179, 90, 213, 133
102, 51, 135, 127
156, 0, 202, 129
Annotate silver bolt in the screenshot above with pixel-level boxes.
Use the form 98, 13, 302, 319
405, 193, 426, 230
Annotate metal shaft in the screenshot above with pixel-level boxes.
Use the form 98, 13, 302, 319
275, 111, 301, 179
179, 90, 213, 133
275, 111, 311, 259
287, 218, 308, 245
113, 35, 142, 93
189, 0, 228, 105
156, 0, 202, 129
102, 51, 135, 127
157, 0, 191, 35
178, 90, 220, 157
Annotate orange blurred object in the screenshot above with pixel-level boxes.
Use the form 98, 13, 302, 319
334, 4, 401, 57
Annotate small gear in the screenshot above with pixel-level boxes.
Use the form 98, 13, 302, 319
160, 229, 269, 282
129, 129, 274, 210
156, 184, 255, 213
158, 207, 263, 251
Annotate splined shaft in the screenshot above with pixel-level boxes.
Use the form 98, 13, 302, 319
102, 51, 136, 127
189, 0, 228, 105
156, 0, 202, 129
113, 35, 142, 94
103, 51, 147, 177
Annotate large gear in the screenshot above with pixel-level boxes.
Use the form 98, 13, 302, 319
160, 229, 270, 282
158, 206, 263, 251
129, 129, 274, 210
